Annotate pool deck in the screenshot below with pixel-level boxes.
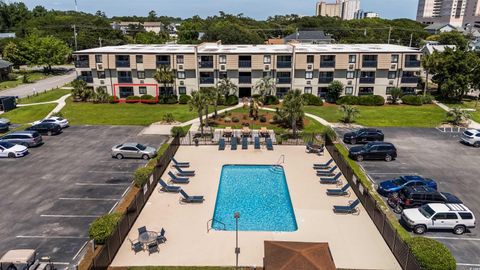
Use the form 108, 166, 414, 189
111, 145, 401, 269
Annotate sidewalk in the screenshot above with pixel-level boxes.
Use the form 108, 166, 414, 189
434, 101, 480, 129
15, 93, 71, 121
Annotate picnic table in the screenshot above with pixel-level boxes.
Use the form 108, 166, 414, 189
138, 231, 158, 244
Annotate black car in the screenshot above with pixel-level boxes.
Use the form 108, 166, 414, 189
0, 123, 8, 133
343, 128, 384, 144
348, 141, 397, 162
388, 186, 463, 213
26, 123, 62, 136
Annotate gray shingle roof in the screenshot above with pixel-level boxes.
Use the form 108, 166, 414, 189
0, 59, 13, 69
284, 31, 334, 41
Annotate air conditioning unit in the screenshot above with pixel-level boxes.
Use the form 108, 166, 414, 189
140, 80, 145, 84
97, 63, 103, 70
307, 64, 313, 70
178, 64, 184, 70
306, 81, 311, 85
389, 80, 394, 85
265, 65, 270, 71
391, 64, 397, 69
180, 81, 185, 86
349, 64, 354, 70
220, 64, 226, 71
100, 80, 105, 85
347, 81, 353, 86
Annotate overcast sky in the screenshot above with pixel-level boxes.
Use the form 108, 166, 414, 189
15, 0, 418, 20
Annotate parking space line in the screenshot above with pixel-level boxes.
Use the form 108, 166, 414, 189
457, 263, 480, 267
58, 197, 119, 201
72, 241, 89, 261
121, 186, 131, 198
108, 202, 119, 214
16, 235, 89, 239
40, 214, 101, 218
75, 182, 130, 186
427, 236, 480, 241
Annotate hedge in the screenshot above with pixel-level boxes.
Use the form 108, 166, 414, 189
302, 93, 323, 106
263, 95, 279, 105
108, 96, 118, 104
402, 95, 423, 106
158, 95, 178, 104
134, 166, 153, 187
171, 126, 188, 137
178, 94, 191, 104
125, 95, 140, 103
140, 94, 156, 104
406, 237, 456, 270
336, 95, 384, 106
225, 95, 239, 106
88, 213, 122, 244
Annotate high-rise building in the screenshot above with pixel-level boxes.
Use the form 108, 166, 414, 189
416, 0, 467, 27
316, 0, 361, 20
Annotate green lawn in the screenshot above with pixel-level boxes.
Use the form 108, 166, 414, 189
1, 104, 56, 124
304, 104, 446, 127
0, 72, 53, 90
444, 99, 480, 123
60, 99, 208, 126
18, 88, 71, 104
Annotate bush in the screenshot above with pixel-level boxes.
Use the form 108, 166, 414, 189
336, 96, 359, 105
158, 95, 178, 104
108, 96, 118, 104
302, 93, 323, 106
324, 126, 337, 141
406, 237, 456, 270
88, 213, 122, 244
178, 94, 191, 104
125, 95, 140, 103
422, 94, 435, 104
259, 115, 267, 122
224, 117, 232, 122
263, 95, 279, 105
225, 95, 239, 106
171, 126, 187, 137
232, 117, 240, 123
358, 95, 385, 106
133, 166, 152, 187
252, 94, 262, 99
162, 113, 175, 123
402, 95, 423, 106
140, 94, 156, 104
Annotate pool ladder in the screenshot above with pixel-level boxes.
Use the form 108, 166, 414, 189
207, 218, 226, 233
276, 154, 285, 165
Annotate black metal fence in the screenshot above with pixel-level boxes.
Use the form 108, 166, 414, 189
325, 136, 421, 270
84, 136, 181, 270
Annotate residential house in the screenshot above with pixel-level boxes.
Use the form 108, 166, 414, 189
0, 60, 13, 81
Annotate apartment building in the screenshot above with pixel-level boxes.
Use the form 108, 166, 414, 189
417, 0, 468, 27
316, 0, 361, 20
73, 43, 422, 99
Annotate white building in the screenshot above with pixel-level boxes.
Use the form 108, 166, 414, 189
316, 0, 361, 20
355, 10, 380, 19
416, 0, 476, 27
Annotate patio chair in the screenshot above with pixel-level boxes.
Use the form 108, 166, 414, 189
219, 138, 226, 151
326, 183, 351, 196
242, 126, 251, 137
313, 159, 333, 169
266, 138, 274, 150
333, 199, 360, 214
159, 179, 182, 193
224, 127, 233, 137
259, 127, 269, 138
231, 136, 238, 150
171, 157, 190, 168
320, 172, 342, 184
242, 136, 248, 150
156, 228, 167, 244
316, 165, 338, 176
174, 165, 195, 176
128, 238, 143, 254
254, 136, 260, 149
138, 226, 147, 235
167, 171, 189, 184
180, 190, 205, 203
306, 142, 324, 155
147, 242, 159, 255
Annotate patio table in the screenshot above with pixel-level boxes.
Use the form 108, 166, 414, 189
138, 231, 158, 244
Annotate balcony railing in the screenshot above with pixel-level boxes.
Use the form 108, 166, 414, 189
78, 76, 93, 83
156, 60, 171, 66
401, 77, 419, 84
277, 77, 291, 84
405, 60, 421, 68
75, 61, 89, 68
238, 60, 252, 68
199, 61, 214, 68
116, 60, 130, 68
320, 61, 335, 68
200, 77, 214, 84
362, 61, 378, 68
239, 76, 252, 84
118, 77, 133, 83
319, 77, 334, 84
359, 77, 376, 84
277, 61, 292, 68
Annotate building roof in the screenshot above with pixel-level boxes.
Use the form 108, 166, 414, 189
424, 23, 456, 31
284, 31, 334, 42
143, 22, 163, 27
0, 32, 16, 39
0, 59, 13, 69
422, 44, 456, 55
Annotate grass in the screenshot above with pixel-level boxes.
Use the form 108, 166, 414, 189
443, 98, 480, 123
0, 72, 53, 90
1, 104, 56, 124
304, 104, 446, 127
18, 88, 71, 104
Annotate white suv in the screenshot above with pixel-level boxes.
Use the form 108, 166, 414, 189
402, 203, 475, 235
461, 129, 480, 147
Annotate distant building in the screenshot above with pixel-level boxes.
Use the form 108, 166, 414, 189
111, 21, 164, 34
0, 60, 13, 81
0, 33, 16, 39
283, 31, 334, 44
355, 10, 379, 19
416, 0, 480, 28
424, 23, 457, 34
421, 42, 456, 55
316, 0, 360, 20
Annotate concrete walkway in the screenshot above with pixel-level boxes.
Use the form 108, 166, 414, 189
15, 93, 71, 120
434, 101, 480, 129
261, 106, 334, 127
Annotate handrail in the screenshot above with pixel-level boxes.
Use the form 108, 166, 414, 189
276, 154, 285, 165
207, 218, 226, 233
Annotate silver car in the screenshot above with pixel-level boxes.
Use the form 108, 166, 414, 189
111, 143, 157, 160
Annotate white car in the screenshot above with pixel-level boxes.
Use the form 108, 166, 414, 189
402, 203, 475, 235
461, 129, 480, 147
0, 118, 10, 125
33, 117, 69, 128
0, 141, 28, 158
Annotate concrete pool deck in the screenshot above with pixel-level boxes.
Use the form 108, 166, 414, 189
111, 145, 400, 269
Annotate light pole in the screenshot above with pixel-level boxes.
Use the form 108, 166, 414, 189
234, 211, 240, 270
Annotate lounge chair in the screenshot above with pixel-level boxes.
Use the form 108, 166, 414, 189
242, 136, 248, 150
326, 183, 351, 196
167, 171, 189, 184
147, 242, 159, 254
224, 127, 233, 137
174, 165, 195, 176
242, 126, 251, 137
138, 226, 147, 235
313, 159, 333, 169
254, 136, 260, 149
156, 228, 167, 244
219, 138, 225, 151
180, 190, 204, 203
159, 179, 182, 193
129, 238, 143, 254
333, 199, 360, 214
171, 157, 190, 168
316, 165, 338, 176
231, 137, 238, 150
266, 138, 274, 150
320, 172, 342, 184
259, 127, 269, 138
306, 142, 324, 155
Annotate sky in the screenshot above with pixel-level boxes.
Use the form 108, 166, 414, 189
15, 0, 418, 20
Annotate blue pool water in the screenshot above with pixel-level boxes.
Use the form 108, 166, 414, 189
212, 165, 297, 232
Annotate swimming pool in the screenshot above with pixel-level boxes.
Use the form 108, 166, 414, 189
212, 165, 297, 232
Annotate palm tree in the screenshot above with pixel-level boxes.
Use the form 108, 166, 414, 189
389, 87, 403, 104
421, 53, 437, 97
188, 91, 208, 136
339, 105, 359, 124
282, 89, 305, 137
154, 65, 175, 95
249, 96, 263, 120
211, 87, 223, 118
200, 87, 216, 127
447, 108, 471, 126
217, 78, 238, 97
254, 76, 276, 98
94, 87, 110, 103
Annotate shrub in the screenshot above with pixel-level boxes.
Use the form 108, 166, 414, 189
108, 96, 118, 104
402, 95, 423, 106
358, 95, 385, 106
326, 80, 344, 102
133, 166, 152, 187
252, 94, 262, 100
225, 95, 239, 106
263, 95, 279, 105
406, 237, 456, 270
224, 117, 232, 122
178, 94, 191, 104
336, 96, 359, 105
125, 95, 140, 103
232, 117, 240, 123
302, 93, 323, 106
259, 115, 267, 122
158, 95, 178, 104
88, 213, 122, 244
422, 94, 435, 104
324, 126, 337, 141
171, 126, 187, 137
140, 94, 156, 104
389, 87, 403, 104
162, 113, 175, 123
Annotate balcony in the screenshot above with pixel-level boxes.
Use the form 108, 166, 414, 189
362, 61, 377, 68
401, 77, 419, 84
239, 76, 252, 84
405, 60, 421, 68
118, 77, 133, 83
200, 77, 214, 84
238, 60, 252, 68
116, 60, 130, 68
156, 60, 171, 66
277, 61, 292, 68
277, 77, 291, 84
199, 61, 213, 68
320, 61, 335, 68
359, 77, 376, 84
75, 61, 89, 68
77, 76, 93, 83
319, 77, 334, 84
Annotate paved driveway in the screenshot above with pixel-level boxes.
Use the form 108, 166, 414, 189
0, 126, 167, 267
336, 127, 480, 269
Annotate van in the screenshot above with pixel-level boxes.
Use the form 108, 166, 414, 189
0, 131, 43, 147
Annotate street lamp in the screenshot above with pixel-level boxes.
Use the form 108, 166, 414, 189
234, 211, 240, 270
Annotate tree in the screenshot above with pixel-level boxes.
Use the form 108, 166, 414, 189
281, 89, 305, 137
389, 87, 403, 104
154, 65, 175, 95
148, 10, 157, 21
32, 6, 47, 17
438, 31, 468, 51
217, 78, 238, 97
93, 87, 109, 103
447, 108, 471, 126
71, 79, 93, 102
21, 35, 71, 72
135, 31, 167, 44
210, 87, 223, 118
339, 105, 359, 123
326, 81, 344, 102
188, 91, 208, 136
421, 53, 438, 97
254, 76, 276, 98
3, 42, 25, 68
200, 87, 216, 126
249, 96, 263, 120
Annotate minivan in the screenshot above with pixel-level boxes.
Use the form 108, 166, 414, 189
0, 131, 43, 147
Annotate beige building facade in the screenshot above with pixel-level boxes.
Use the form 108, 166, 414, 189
416, 0, 480, 27
73, 43, 422, 99
316, 0, 361, 20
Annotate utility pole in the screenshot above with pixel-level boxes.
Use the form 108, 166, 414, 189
387, 26, 392, 44
98, 37, 103, 47
73, 0, 78, 51
409, 33, 413, 47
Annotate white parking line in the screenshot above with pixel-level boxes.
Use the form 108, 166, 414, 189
58, 197, 119, 201
72, 241, 89, 261
75, 182, 130, 186
427, 236, 480, 241
40, 214, 101, 218
457, 263, 480, 267
108, 202, 119, 214
16, 235, 89, 239
121, 186, 131, 198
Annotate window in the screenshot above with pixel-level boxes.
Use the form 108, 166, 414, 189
391, 54, 399, 63
177, 55, 184, 64
349, 55, 356, 63
264, 55, 271, 64
304, 87, 312, 94
121, 147, 137, 151
219, 55, 227, 64
178, 87, 187, 95
263, 71, 272, 78
139, 86, 147, 95
445, 213, 458, 219
305, 71, 313, 79
459, 213, 474, 219
345, 86, 353, 95
307, 55, 314, 64
95, 55, 102, 63
177, 71, 186, 79
346, 71, 355, 79
136, 55, 143, 64
388, 71, 397, 79
137, 71, 145, 79
97, 71, 105, 79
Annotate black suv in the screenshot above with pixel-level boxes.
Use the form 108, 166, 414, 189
388, 186, 463, 213
348, 142, 397, 162
26, 123, 62, 136
343, 128, 384, 144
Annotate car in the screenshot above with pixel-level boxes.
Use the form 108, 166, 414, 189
26, 123, 62, 136
33, 116, 69, 129
388, 186, 462, 214
0, 131, 43, 147
343, 128, 384, 144
0, 118, 10, 125
0, 141, 28, 158
461, 129, 480, 147
402, 203, 475, 235
377, 175, 437, 196
0, 123, 8, 133
348, 142, 397, 162
111, 143, 157, 160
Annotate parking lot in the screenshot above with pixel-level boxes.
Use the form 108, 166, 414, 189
0, 125, 167, 267
336, 127, 480, 269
